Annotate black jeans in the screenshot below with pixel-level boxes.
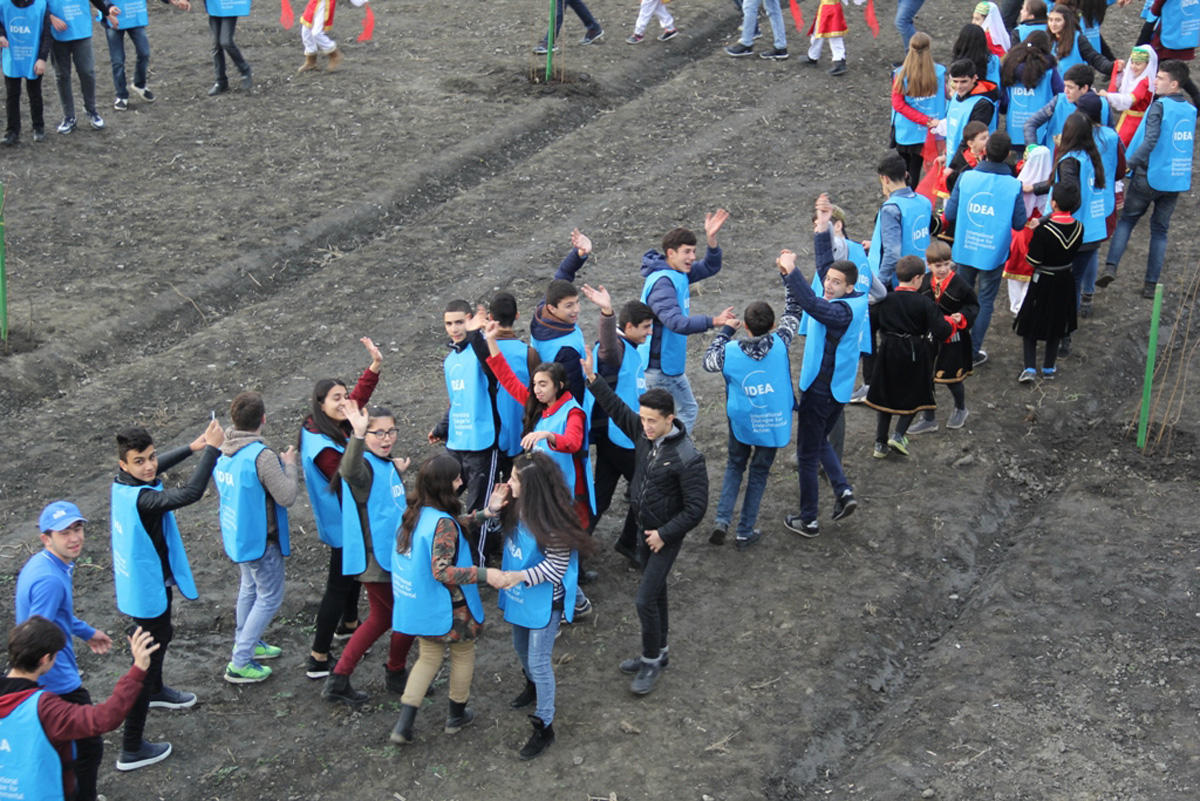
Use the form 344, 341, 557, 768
59, 686, 102, 801
635, 537, 680, 659
4, 76, 43, 135
311, 546, 362, 656
208, 15, 249, 83
592, 430, 640, 551
123, 588, 174, 752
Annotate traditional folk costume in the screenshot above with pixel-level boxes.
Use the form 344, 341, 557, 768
1002, 145, 1054, 313
915, 269, 978, 428
808, 0, 848, 65
975, 1, 1010, 57
298, 0, 371, 72
1013, 211, 1083, 374
1105, 46, 1158, 147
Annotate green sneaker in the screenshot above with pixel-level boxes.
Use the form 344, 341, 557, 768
887, 436, 910, 456
253, 642, 282, 661
225, 661, 272, 684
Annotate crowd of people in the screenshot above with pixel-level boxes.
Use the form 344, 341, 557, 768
3, 0, 1196, 797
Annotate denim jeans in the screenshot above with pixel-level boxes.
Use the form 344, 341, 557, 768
733, 0, 760, 35
51, 38, 97, 119
796, 388, 850, 522
644, 368, 699, 435
956, 265, 1002, 355
547, 0, 600, 41
512, 608, 562, 724
209, 15, 250, 83
894, 0, 925, 49
105, 25, 150, 99
1071, 248, 1099, 305
232, 541, 285, 667
740, 0, 786, 48
715, 428, 777, 537
1105, 171, 1180, 285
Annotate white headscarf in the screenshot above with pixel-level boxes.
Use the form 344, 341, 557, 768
1117, 45, 1157, 97
1018, 145, 1054, 218
976, 2, 1011, 53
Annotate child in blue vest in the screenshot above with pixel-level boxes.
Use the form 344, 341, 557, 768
215, 391, 298, 686
580, 284, 653, 566
485, 452, 596, 759
47, 0, 117, 132
322, 401, 416, 705
102, 0, 190, 111
205, 0, 252, 95
866, 255, 955, 458
110, 419, 222, 771
300, 336, 380, 678
703, 278, 803, 549
532, 230, 596, 419
0, 0, 52, 144
0, 617, 159, 800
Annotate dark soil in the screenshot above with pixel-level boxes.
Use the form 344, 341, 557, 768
1, 0, 1198, 799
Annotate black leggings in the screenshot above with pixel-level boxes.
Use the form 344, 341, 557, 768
923, 382, 965, 418
1023, 336, 1060, 370
311, 547, 361, 656
876, 411, 915, 443
895, 143, 924, 189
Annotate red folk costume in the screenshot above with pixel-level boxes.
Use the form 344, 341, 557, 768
1105, 46, 1158, 146
301, 0, 336, 28
809, 0, 848, 37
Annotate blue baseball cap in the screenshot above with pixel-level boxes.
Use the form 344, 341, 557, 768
38, 501, 87, 533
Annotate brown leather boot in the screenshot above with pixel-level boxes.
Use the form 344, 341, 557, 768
297, 53, 318, 73
326, 48, 343, 71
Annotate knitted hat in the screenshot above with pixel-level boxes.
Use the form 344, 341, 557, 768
1076, 92, 1103, 123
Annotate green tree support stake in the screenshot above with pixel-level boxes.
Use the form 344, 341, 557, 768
1137, 283, 1164, 449
0, 183, 7, 344
545, 0, 556, 82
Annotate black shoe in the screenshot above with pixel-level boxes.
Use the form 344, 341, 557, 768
115, 740, 172, 771
759, 47, 788, 60
305, 654, 331, 679
734, 529, 763, 550
389, 704, 418, 744
1096, 263, 1117, 288
829, 59, 847, 76
630, 660, 662, 695
831, 489, 857, 521
240, 67, 253, 91
619, 652, 668, 674
573, 594, 593, 619
806, 56, 819, 64
784, 514, 819, 538
2, 131, 17, 146
577, 568, 600, 585
148, 686, 196, 709
1142, 282, 1158, 299
724, 42, 754, 56
972, 349, 989, 367
31, 127, 44, 142
445, 699, 476, 733
580, 26, 604, 44
333, 620, 360, 641
385, 667, 407, 694
709, 527, 727, 545
322, 673, 368, 705
511, 677, 536, 709
519, 716, 556, 760
208, 81, 229, 96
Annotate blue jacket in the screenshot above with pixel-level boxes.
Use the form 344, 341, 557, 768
639, 246, 723, 370
14, 550, 94, 694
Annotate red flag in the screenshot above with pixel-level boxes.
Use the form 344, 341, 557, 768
1108, 59, 1123, 92
915, 130, 942, 207
862, 0, 879, 37
788, 0, 805, 32
357, 3, 374, 41
279, 0, 293, 28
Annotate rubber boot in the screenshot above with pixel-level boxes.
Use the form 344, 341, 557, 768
444, 699, 476, 734
510, 674, 536, 709
519, 716, 555, 760
389, 704, 418, 744
297, 53, 318, 73
321, 672, 368, 705
385, 666, 407, 695
326, 48, 343, 72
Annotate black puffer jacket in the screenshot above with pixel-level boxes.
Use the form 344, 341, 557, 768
588, 376, 708, 546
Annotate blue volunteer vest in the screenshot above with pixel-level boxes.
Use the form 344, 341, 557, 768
1015, 20, 1047, 40
1160, 0, 1200, 49
300, 428, 344, 547
1064, 151, 1107, 243
985, 54, 1001, 87
1056, 32, 1083, 70
1007, 69, 1056, 147
102, 0, 147, 26
0, 691, 60, 801
494, 338, 531, 458
892, 64, 947, 146
723, 334, 794, 447
638, 268, 691, 376
46, 0, 91, 40
951, 168, 1024, 270
1, 0, 47, 80
533, 397, 596, 513
215, 442, 291, 563
443, 346, 495, 452
868, 193, 932, 287
1078, 18, 1101, 50
1092, 125, 1120, 216
798, 292, 869, 403
945, 94, 997, 166
845, 240, 875, 355
499, 524, 579, 628
341, 450, 405, 576
1140, 0, 1158, 21
391, 508, 484, 636
205, 0, 250, 16
1044, 93, 1112, 148
110, 481, 198, 618
1129, 97, 1196, 192
593, 338, 645, 450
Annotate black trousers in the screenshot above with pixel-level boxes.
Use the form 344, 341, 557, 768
311, 546, 362, 656
59, 685, 102, 801
123, 589, 174, 752
635, 538, 680, 659
4, 75, 43, 135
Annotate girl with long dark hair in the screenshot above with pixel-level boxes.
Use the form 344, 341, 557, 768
952, 23, 1001, 86
1001, 30, 1064, 148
